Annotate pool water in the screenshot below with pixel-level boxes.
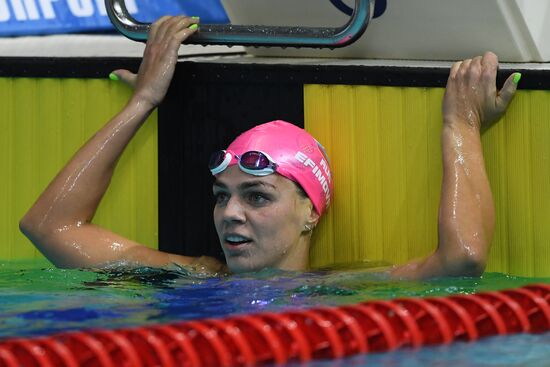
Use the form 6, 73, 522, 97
1, 260, 549, 366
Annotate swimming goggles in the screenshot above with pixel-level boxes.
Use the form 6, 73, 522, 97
209, 150, 278, 176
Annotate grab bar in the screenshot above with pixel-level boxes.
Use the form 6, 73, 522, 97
105, 0, 373, 48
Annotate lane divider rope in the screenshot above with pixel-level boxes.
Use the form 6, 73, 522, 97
1, 284, 548, 366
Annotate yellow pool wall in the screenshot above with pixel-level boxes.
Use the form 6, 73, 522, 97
0, 78, 158, 260
305, 84, 550, 277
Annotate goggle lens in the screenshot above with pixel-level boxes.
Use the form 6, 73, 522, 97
240, 151, 271, 170
208, 150, 227, 170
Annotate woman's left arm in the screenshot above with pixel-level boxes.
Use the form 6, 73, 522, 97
392, 52, 520, 279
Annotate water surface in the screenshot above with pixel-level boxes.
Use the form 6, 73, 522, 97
1, 260, 549, 366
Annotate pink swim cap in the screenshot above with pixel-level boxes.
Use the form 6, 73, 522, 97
218, 120, 333, 216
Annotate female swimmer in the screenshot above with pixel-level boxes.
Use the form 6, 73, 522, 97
19, 16, 520, 279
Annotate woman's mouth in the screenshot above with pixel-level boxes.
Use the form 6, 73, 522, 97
224, 234, 252, 248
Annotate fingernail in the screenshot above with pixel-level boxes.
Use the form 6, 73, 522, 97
109, 72, 119, 82
189, 24, 198, 30
192, 16, 200, 19
513, 73, 522, 84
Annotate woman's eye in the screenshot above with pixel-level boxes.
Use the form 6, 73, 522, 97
247, 192, 270, 205
214, 192, 229, 205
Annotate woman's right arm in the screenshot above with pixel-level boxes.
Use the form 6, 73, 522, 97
20, 16, 224, 273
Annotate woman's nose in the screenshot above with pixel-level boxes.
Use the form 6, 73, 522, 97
223, 196, 246, 223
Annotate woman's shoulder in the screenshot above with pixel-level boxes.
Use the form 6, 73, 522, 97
168, 253, 228, 275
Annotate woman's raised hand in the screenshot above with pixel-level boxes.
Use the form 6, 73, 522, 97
442, 51, 520, 131
111, 16, 199, 109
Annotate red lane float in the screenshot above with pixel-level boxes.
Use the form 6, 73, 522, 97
1, 284, 549, 367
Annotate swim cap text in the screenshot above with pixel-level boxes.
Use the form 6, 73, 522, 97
295, 151, 331, 207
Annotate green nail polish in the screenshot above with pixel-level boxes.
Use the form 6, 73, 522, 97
192, 16, 200, 19
109, 73, 119, 82
189, 24, 198, 30
513, 73, 522, 84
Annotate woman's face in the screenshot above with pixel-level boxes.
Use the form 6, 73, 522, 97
212, 166, 316, 273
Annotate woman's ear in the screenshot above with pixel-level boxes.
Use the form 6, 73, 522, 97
304, 203, 320, 232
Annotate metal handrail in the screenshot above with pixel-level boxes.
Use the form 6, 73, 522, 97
105, 0, 373, 48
